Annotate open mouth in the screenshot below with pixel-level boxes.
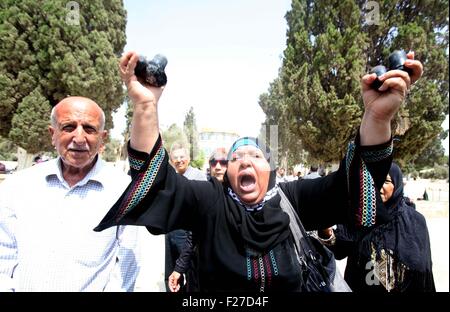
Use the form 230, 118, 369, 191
239, 173, 256, 192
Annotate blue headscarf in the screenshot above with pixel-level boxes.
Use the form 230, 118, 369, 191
227, 136, 275, 169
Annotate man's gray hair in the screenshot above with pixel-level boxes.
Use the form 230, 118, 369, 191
169, 142, 190, 159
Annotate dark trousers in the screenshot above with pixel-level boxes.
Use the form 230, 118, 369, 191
165, 229, 189, 292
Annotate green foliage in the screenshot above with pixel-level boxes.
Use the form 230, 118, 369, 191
183, 107, 204, 167
162, 123, 189, 152
0, 136, 17, 160
261, 0, 449, 164
9, 87, 52, 153
183, 107, 199, 161
277, 0, 366, 163
420, 164, 449, 180
190, 149, 205, 170
102, 137, 121, 162
0, 0, 127, 152
412, 129, 448, 170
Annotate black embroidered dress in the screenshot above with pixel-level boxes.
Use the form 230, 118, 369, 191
95, 135, 393, 292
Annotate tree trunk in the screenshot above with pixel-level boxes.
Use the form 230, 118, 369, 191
16, 147, 35, 170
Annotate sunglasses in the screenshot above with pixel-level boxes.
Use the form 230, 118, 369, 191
209, 159, 228, 166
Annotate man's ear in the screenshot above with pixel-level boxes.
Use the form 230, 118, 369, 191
101, 130, 108, 142
48, 126, 56, 145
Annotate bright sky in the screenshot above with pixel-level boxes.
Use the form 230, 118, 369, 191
111, 0, 449, 155
111, 0, 292, 140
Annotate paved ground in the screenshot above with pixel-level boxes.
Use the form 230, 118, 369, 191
413, 180, 449, 292
426, 216, 449, 291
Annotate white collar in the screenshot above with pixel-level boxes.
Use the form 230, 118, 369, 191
43, 156, 105, 188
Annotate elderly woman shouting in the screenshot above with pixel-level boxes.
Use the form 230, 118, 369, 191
95, 51, 423, 292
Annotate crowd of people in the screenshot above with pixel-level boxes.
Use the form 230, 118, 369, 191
0, 50, 437, 292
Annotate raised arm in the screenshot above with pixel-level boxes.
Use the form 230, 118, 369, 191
119, 51, 164, 153
95, 52, 220, 233
359, 51, 423, 145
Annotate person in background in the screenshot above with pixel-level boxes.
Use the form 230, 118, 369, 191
320, 163, 435, 292
0, 97, 142, 291
208, 147, 228, 183
165, 143, 207, 292
168, 147, 228, 292
303, 165, 321, 179
286, 168, 297, 181
276, 167, 289, 183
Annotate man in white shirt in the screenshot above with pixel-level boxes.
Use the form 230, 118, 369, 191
0, 96, 141, 291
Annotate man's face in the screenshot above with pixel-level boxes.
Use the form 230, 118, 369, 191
226, 145, 270, 205
209, 157, 228, 182
49, 99, 106, 172
170, 148, 190, 174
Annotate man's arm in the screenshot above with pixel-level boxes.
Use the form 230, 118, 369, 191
173, 231, 195, 275
168, 232, 196, 292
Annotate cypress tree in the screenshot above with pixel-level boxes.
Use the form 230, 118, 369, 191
261, 0, 448, 166
0, 0, 127, 155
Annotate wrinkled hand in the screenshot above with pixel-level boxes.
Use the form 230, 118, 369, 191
361, 51, 423, 123
119, 51, 164, 106
168, 271, 182, 292
319, 227, 334, 239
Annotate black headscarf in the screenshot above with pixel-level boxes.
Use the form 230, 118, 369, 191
383, 162, 404, 211
355, 163, 435, 291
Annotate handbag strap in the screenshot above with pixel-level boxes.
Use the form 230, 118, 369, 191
278, 188, 352, 292
278, 187, 314, 261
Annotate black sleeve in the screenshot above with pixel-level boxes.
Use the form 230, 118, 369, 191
174, 232, 196, 274
280, 131, 393, 231
95, 135, 220, 233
